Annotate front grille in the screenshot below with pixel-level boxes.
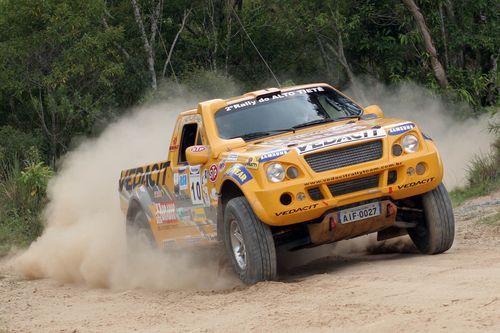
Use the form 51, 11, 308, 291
308, 187, 324, 201
328, 174, 380, 197
304, 140, 383, 173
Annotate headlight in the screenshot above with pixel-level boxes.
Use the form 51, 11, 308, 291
266, 163, 285, 182
402, 134, 419, 153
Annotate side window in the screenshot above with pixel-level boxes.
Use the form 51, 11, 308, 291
178, 123, 198, 163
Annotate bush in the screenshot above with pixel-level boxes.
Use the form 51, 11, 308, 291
0, 126, 44, 170
0, 160, 52, 256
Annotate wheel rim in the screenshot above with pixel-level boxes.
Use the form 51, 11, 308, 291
229, 220, 247, 270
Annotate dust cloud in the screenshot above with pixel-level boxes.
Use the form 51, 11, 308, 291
11, 98, 239, 290
347, 79, 494, 189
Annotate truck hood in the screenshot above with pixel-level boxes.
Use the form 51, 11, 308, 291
227, 118, 418, 158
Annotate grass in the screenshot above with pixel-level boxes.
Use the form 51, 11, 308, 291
450, 136, 500, 206
0, 216, 41, 257
450, 179, 500, 206
478, 210, 500, 227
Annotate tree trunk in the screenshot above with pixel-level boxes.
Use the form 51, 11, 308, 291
33, 89, 57, 167
316, 36, 334, 81
324, 35, 367, 103
438, 4, 449, 69
403, 0, 449, 89
162, 10, 191, 77
224, 0, 233, 77
131, 0, 157, 90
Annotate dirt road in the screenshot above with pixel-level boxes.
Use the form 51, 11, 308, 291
1, 192, 499, 333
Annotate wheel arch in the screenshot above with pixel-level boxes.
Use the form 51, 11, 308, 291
217, 179, 245, 240
126, 198, 142, 226
126, 194, 152, 228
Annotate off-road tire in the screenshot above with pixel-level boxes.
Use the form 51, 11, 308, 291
408, 183, 455, 254
223, 196, 277, 284
126, 208, 155, 251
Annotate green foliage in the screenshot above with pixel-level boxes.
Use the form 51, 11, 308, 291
0, 0, 126, 164
0, 0, 498, 165
0, 161, 52, 255
19, 162, 54, 198
0, 126, 43, 168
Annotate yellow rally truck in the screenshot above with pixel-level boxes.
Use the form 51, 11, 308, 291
119, 83, 454, 284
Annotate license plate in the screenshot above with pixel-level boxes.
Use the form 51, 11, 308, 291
338, 202, 381, 224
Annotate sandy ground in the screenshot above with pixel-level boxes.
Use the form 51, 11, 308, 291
1, 192, 499, 333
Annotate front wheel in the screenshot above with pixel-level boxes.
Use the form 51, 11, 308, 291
408, 183, 455, 254
223, 197, 277, 284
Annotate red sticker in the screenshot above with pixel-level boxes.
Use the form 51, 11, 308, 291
155, 202, 177, 225
209, 164, 218, 182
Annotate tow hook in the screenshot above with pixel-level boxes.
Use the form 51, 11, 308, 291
386, 202, 397, 218
329, 216, 337, 231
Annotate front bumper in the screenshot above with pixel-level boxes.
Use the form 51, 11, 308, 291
307, 200, 398, 245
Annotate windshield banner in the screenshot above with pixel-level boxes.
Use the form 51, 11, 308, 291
295, 128, 386, 154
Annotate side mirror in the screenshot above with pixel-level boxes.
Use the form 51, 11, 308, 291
363, 105, 384, 118
186, 145, 209, 165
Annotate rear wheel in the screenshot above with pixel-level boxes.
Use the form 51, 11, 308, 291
223, 197, 277, 284
126, 208, 155, 251
408, 183, 455, 254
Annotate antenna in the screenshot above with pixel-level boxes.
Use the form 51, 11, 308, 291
230, 6, 281, 88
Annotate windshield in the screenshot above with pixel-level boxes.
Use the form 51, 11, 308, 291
215, 86, 363, 140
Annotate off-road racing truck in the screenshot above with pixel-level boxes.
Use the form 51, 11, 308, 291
119, 83, 455, 284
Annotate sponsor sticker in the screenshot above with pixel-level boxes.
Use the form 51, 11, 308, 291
226, 153, 239, 162
225, 165, 253, 185
224, 87, 326, 112
218, 159, 226, 171
275, 204, 319, 217
202, 169, 208, 184
397, 177, 435, 190
245, 156, 259, 169
190, 146, 207, 152
262, 123, 368, 147
388, 123, 415, 136
170, 137, 178, 151
209, 164, 218, 182
189, 166, 204, 205
155, 202, 177, 225
304, 162, 403, 186
190, 165, 201, 175
259, 149, 290, 162
118, 161, 170, 191
296, 129, 386, 154
179, 173, 188, 190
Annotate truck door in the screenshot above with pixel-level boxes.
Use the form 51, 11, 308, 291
165, 116, 216, 245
